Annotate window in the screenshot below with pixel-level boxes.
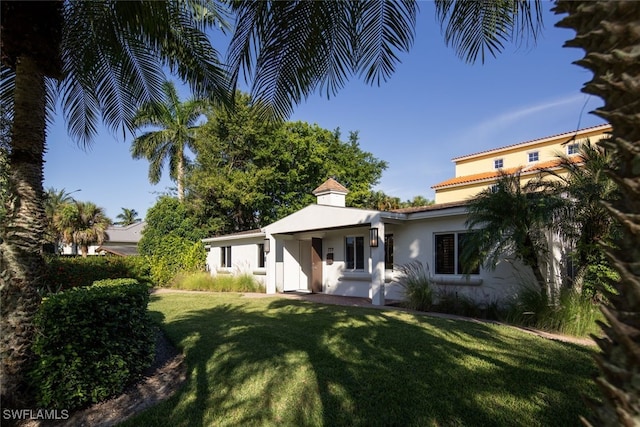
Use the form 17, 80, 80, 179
258, 243, 265, 268
345, 236, 364, 270
220, 246, 232, 268
528, 151, 539, 162
494, 158, 503, 169
385, 234, 394, 269
567, 143, 580, 155
435, 233, 479, 275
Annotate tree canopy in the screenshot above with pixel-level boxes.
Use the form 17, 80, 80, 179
187, 93, 388, 233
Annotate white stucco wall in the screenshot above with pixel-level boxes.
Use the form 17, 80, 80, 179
205, 235, 267, 287
388, 214, 530, 307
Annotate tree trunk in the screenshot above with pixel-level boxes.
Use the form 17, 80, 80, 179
555, 2, 640, 425
0, 55, 47, 407
177, 149, 185, 201
80, 245, 89, 258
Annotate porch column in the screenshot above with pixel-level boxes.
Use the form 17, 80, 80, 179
265, 235, 277, 294
371, 220, 385, 306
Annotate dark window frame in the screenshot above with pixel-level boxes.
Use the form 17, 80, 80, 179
220, 246, 232, 268
345, 236, 365, 270
435, 232, 480, 275
258, 243, 265, 268
385, 234, 394, 270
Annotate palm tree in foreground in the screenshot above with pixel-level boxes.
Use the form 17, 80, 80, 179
55, 201, 111, 257
131, 81, 207, 201
554, 2, 640, 424
1, 0, 229, 406
115, 208, 141, 226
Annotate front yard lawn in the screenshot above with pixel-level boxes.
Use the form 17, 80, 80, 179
123, 293, 599, 426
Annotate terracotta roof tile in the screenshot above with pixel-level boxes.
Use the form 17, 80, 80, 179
431, 156, 584, 190
312, 178, 349, 195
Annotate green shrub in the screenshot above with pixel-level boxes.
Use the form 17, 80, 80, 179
396, 261, 433, 311
43, 255, 151, 292
172, 272, 264, 292
147, 236, 206, 286
30, 278, 157, 410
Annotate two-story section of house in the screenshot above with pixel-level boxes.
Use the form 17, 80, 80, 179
431, 123, 612, 204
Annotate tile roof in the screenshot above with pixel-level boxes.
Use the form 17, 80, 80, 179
431, 156, 583, 189
312, 178, 349, 195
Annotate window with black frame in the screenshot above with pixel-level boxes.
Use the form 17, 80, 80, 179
221, 246, 232, 268
435, 233, 479, 275
345, 236, 364, 270
385, 234, 394, 270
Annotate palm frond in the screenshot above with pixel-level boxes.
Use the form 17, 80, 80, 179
59, 1, 230, 147
227, 0, 417, 120
435, 0, 543, 64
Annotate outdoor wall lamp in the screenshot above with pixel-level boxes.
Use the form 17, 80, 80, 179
369, 228, 379, 247
263, 238, 271, 253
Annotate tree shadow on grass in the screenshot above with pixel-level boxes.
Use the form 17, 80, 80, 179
125, 294, 598, 427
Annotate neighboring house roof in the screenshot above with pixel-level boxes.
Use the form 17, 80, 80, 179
431, 157, 583, 189
105, 221, 146, 243
451, 123, 611, 162
312, 178, 349, 195
202, 229, 265, 243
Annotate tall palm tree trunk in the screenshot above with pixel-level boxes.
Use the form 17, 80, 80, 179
555, 1, 640, 425
177, 149, 185, 201
0, 56, 47, 407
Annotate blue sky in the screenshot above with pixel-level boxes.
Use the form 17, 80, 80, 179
43, 2, 606, 221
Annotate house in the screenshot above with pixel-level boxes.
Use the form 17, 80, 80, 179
61, 221, 146, 256
204, 178, 530, 307
431, 123, 611, 204
203, 125, 609, 306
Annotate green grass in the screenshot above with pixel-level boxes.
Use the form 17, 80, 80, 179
123, 293, 599, 427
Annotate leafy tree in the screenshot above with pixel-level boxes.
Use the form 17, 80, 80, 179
362, 190, 403, 211
54, 201, 111, 258
131, 81, 208, 201
139, 196, 206, 286
463, 170, 564, 302
115, 208, 141, 226
188, 94, 387, 233
138, 196, 205, 257
402, 195, 434, 208
0, 0, 229, 405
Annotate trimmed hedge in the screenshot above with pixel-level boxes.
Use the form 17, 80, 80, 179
30, 278, 156, 409
43, 256, 151, 292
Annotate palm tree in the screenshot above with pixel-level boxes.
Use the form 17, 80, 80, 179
115, 208, 140, 226
541, 140, 619, 296
463, 170, 564, 302
1, 0, 229, 406
43, 187, 80, 252
131, 81, 207, 201
553, 2, 640, 424
55, 201, 111, 257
